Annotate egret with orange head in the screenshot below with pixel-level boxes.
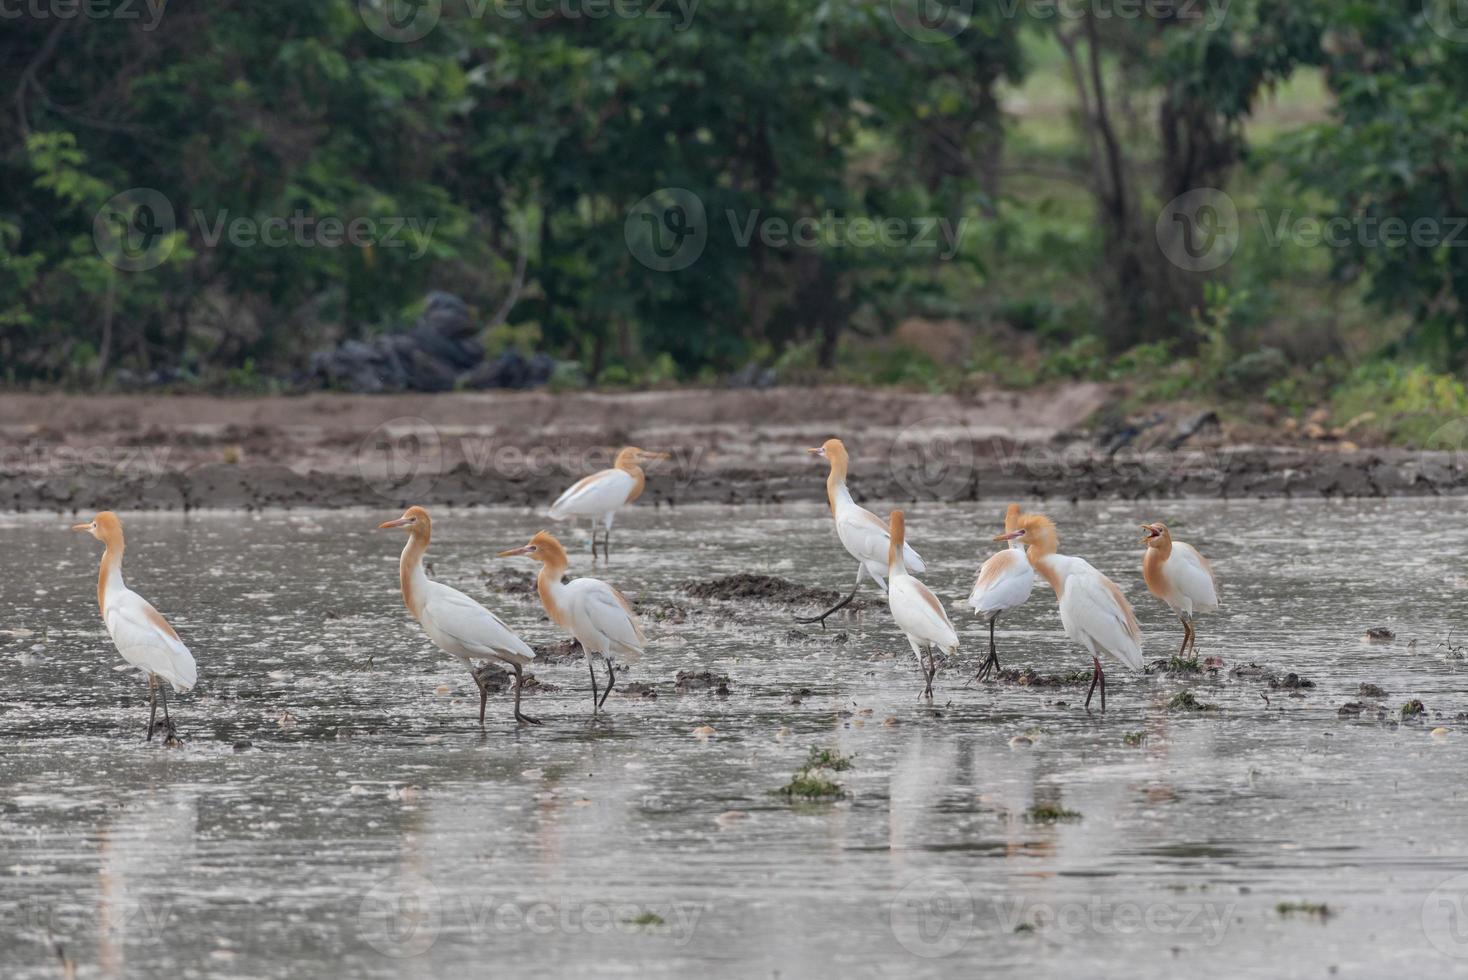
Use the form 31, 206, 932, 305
1140, 522, 1219, 659
995, 514, 1143, 710
499, 530, 645, 714
547, 447, 670, 560
380, 506, 539, 726
968, 503, 1036, 681
71, 512, 197, 742
885, 510, 958, 698
799, 438, 926, 626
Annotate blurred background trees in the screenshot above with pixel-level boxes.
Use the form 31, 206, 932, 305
3, 0, 1468, 439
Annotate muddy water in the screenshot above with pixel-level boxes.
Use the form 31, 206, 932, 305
3, 500, 1468, 979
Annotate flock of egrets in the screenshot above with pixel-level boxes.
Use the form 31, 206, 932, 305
69, 438, 1218, 741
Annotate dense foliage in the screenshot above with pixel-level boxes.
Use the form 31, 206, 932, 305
2, 0, 1467, 400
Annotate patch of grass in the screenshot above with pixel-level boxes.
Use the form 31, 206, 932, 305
803, 746, 854, 772
1401, 700, 1427, 720
1276, 901, 1331, 919
624, 911, 665, 927
1123, 731, 1145, 747
774, 745, 852, 801
1169, 690, 1219, 712
1024, 804, 1082, 823
1164, 656, 1202, 673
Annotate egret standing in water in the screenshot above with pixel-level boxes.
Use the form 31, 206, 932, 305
996, 514, 1142, 711
499, 530, 645, 715
968, 503, 1035, 681
1140, 522, 1219, 659
799, 438, 925, 627
71, 512, 197, 741
379, 506, 539, 726
885, 510, 958, 699
547, 447, 670, 560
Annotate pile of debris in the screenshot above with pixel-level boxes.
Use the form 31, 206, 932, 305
310, 292, 555, 393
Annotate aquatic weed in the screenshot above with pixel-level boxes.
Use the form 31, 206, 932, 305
1024, 804, 1081, 823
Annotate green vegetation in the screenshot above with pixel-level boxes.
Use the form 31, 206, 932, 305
1276, 901, 1332, 919
1169, 691, 1220, 713
4, 1, 1468, 426
775, 745, 853, 802
1024, 804, 1082, 824
1123, 731, 1146, 748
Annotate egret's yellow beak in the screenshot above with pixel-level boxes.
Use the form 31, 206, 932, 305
379, 517, 412, 529
70, 523, 91, 532
498, 545, 533, 557
993, 529, 1024, 542
807, 447, 826, 457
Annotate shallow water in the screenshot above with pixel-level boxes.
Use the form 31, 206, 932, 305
4, 500, 1468, 979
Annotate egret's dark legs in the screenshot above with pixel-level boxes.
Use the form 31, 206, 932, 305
1185, 618, 1198, 657
975, 617, 1002, 682
796, 565, 863, 628
597, 660, 616, 709
146, 674, 158, 742
512, 663, 541, 725
470, 669, 489, 726
1176, 618, 1190, 660
587, 657, 601, 714
1084, 655, 1107, 711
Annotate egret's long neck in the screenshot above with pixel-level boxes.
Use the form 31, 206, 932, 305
1028, 536, 1063, 595
887, 523, 908, 578
825, 458, 849, 515
617, 459, 647, 503
1142, 544, 1169, 595
399, 530, 431, 618
97, 538, 124, 615
537, 557, 570, 627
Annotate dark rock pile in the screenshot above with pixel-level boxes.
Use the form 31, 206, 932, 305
310, 291, 555, 393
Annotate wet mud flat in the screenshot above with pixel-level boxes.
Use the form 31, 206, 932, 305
4, 389, 1468, 513
4, 500, 1468, 978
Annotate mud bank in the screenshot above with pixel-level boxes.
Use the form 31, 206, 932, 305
1, 388, 1464, 512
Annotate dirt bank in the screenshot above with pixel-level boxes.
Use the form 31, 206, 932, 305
1, 386, 1464, 512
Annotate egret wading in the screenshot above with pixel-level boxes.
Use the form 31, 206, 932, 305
997, 514, 1142, 711
72, 512, 197, 742
968, 503, 1036, 681
379, 506, 539, 726
499, 530, 645, 715
799, 438, 925, 627
885, 510, 958, 699
547, 447, 670, 560
1140, 522, 1219, 659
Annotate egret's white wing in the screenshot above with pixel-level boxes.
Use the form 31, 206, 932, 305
548, 469, 636, 520
836, 505, 926, 573
1167, 542, 1219, 612
421, 581, 534, 663
564, 577, 645, 659
969, 548, 1035, 617
889, 576, 958, 651
1059, 569, 1143, 670
106, 590, 197, 691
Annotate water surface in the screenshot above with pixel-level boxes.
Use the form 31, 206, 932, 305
4, 500, 1468, 978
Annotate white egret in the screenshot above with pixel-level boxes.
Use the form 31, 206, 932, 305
1140, 522, 1219, 659
547, 447, 670, 560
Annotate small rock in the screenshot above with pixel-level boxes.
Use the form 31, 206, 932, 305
692, 725, 716, 739
1008, 735, 1034, 749
1358, 683, 1387, 698
1363, 627, 1395, 643
1431, 727, 1450, 739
